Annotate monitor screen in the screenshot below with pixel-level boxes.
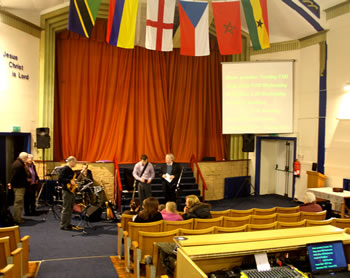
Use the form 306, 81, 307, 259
307, 241, 347, 273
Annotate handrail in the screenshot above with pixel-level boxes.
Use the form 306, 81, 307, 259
113, 156, 123, 210
190, 154, 208, 201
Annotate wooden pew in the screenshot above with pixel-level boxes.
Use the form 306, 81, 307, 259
253, 207, 276, 215
275, 206, 300, 213
0, 237, 22, 278
132, 229, 179, 278
276, 212, 301, 222
163, 219, 193, 231
300, 210, 327, 220
193, 217, 223, 229
0, 226, 29, 277
0, 264, 14, 278
276, 220, 306, 229
223, 216, 251, 227
117, 214, 134, 258
230, 208, 254, 217
123, 220, 163, 271
210, 210, 231, 218
250, 213, 277, 224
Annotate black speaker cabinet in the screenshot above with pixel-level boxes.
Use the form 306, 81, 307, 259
85, 205, 102, 222
36, 127, 50, 149
242, 134, 255, 152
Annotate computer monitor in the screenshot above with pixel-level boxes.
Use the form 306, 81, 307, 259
307, 241, 347, 274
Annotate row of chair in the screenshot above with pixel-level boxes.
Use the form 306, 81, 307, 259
117, 210, 328, 267
128, 217, 350, 278
210, 206, 301, 217
0, 226, 30, 278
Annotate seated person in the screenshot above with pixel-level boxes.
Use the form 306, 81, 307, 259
123, 199, 140, 215
158, 204, 165, 211
182, 195, 211, 220
300, 192, 323, 212
161, 202, 183, 221
77, 163, 93, 185
133, 197, 163, 223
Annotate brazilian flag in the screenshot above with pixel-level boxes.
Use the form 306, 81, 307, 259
242, 0, 270, 50
68, 0, 101, 38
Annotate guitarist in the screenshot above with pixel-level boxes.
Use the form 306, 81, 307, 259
132, 154, 155, 206
58, 156, 77, 231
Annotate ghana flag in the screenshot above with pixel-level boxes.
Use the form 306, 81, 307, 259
242, 0, 269, 50
68, 0, 101, 38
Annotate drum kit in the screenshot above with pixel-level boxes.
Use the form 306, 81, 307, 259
75, 182, 107, 209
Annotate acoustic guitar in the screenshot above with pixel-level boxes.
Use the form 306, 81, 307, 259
66, 173, 78, 193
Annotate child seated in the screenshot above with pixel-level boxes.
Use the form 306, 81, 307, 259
161, 202, 183, 221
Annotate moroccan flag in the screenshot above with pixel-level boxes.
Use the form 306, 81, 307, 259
178, 0, 209, 56
106, 0, 139, 48
146, 0, 176, 51
68, 0, 101, 38
212, 1, 241, 55
242, 0, 270, 50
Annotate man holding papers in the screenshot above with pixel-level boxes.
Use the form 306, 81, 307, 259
160, 153, 181, 202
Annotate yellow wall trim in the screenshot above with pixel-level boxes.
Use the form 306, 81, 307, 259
325, 0, 350, 20
0, 10, 41, 38
249, 31, 327, 56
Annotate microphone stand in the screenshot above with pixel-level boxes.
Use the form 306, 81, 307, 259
175, 167, 184, 209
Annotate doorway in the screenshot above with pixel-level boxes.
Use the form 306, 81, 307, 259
0, 132, 31, 186
254, 136, 297, 199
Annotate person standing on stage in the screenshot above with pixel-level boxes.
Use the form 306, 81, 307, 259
58, 156, 77, 230
8, 152, 29, 224
24, 154, 39, 216
160, 153, 181, 203
132, 154, 155, 205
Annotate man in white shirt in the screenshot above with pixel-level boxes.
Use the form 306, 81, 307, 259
132, 154, 155, 205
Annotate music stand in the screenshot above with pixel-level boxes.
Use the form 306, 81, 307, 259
40, 166, 64, 222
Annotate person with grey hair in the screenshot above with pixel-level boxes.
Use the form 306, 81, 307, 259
58, 156, 77, 230
24, 154, 39, 216
8, 152, 29, 224
300, 192, 322, 212
159, 153, 181, 203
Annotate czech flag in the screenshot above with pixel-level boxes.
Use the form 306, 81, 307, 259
178, 0, 209, 56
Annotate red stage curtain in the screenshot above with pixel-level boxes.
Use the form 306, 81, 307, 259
54, 19, 230, 163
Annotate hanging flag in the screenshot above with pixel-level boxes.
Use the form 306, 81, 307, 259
212, 1, 241, 55
241, 0, 270, 50
106, 0, 139, 49
146, 0, 176, 51
68, 0, 101, 38
178, 0, 209, 56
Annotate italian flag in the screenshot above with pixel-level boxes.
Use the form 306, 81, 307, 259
242, 0, 270, 50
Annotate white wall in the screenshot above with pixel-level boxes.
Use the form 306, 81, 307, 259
325, 12, 350, 187
250, 44, 320, 201
0, 22, 40, 153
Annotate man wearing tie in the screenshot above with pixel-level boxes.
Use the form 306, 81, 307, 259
132, 154, 155, 205
160, 153, 181, 202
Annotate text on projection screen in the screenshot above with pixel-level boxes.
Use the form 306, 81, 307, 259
222, 61, 293, 134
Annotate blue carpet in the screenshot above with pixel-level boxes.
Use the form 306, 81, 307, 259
37, 256, 117, 278
209, 194, 301, 211
20, 209, 118, 260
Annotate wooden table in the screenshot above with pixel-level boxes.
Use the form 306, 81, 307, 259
308, 187, 350, 218
175, 225, 343, 247
176, 228, 350, 278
